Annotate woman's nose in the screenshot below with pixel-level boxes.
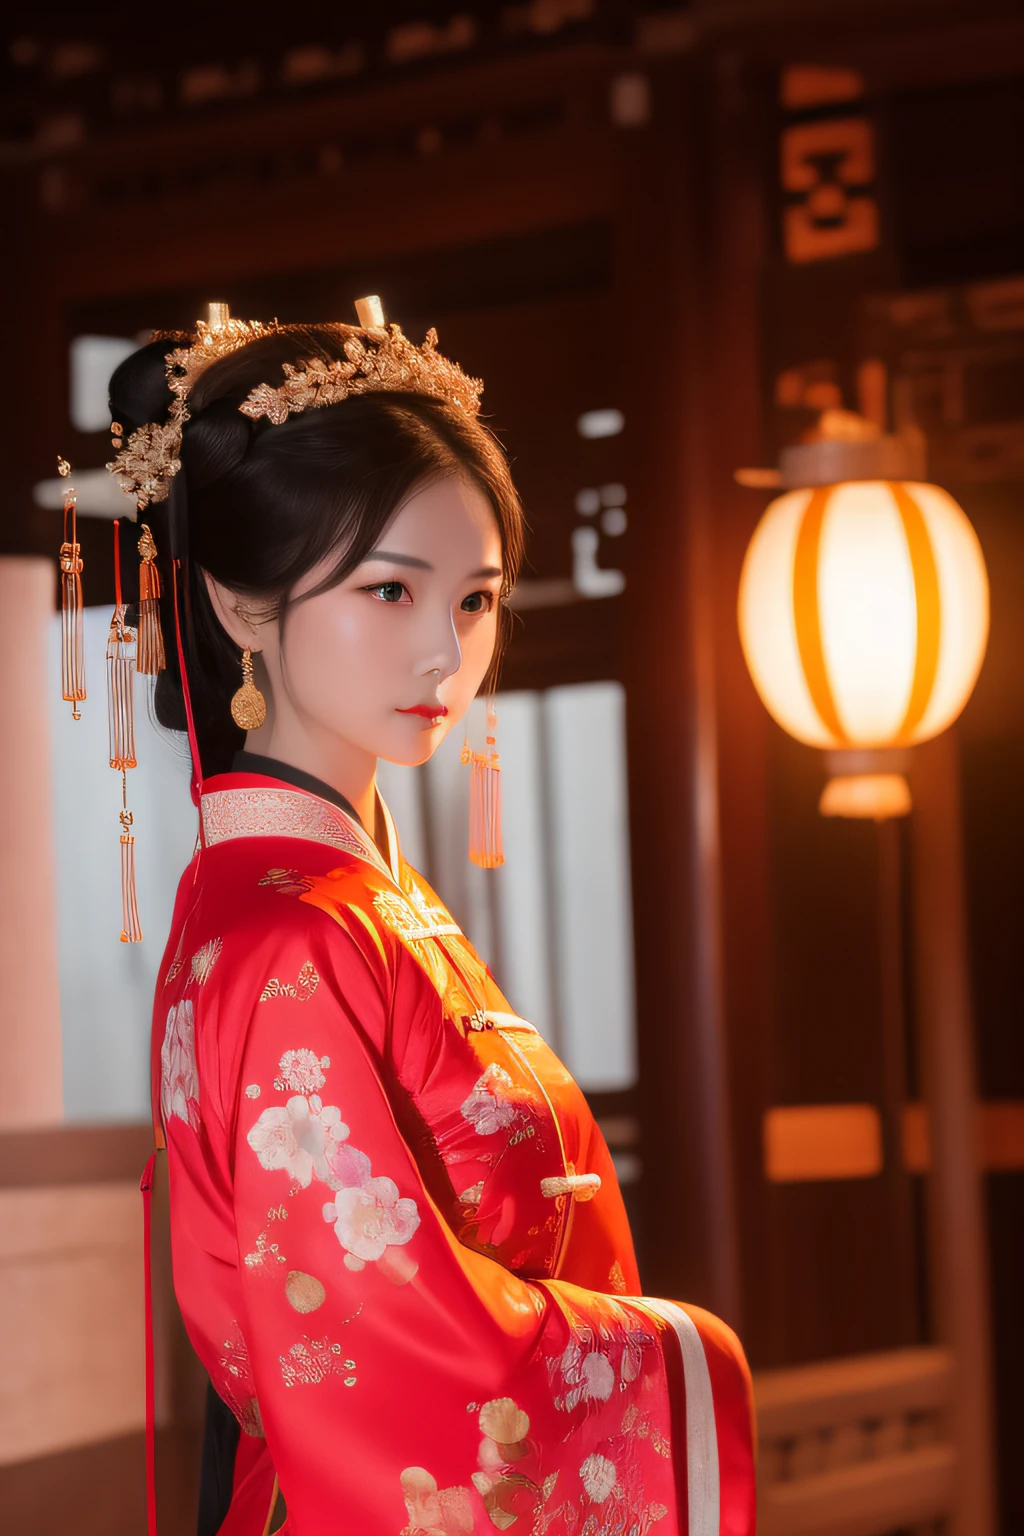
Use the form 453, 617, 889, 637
418, 606, 462, 682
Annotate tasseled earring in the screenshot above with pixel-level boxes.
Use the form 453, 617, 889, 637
230, 648, 267, 730
461, 700, 504, 868
107, 520, 142, 942
57, 457, 86, 719
136, 523, 166, 676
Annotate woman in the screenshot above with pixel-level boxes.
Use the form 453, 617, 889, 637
110, 306, 755, 1535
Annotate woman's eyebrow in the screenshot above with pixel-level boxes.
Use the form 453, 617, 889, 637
364, 550, 432, 570
364, 550, 503, 581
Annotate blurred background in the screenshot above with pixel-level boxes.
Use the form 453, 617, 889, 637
1, 1, 1022, 1532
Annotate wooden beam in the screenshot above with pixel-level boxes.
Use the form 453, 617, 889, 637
756, 1100, 1024, 1180
755, 1344, 953, 1435
698, 52, 783, 1363
759, 1445, 955, 1536
615, 60, 742, 1322
0, 1123, 152, 1188
39, 39, 623, 182
36, 131, 619, 303
764, 1104, 883, 1182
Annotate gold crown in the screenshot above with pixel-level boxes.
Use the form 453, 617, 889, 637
107, 298, 483, 511
240, 323, 482, 425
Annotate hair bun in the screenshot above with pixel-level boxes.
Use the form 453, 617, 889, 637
108, 339, 178, 436
180, 398, 253, 493
108, 339, 254, 495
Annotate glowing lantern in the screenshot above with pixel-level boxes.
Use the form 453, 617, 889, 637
737, 415, 989, 816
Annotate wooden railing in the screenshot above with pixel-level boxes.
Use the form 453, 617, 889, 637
1, 1127, 959, 1536
755, 1347, 955, 1536
0, 1123, 154, 1466
0, 1123, 204, 1536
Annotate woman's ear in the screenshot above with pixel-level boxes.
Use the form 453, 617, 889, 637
203, 571, 264, 652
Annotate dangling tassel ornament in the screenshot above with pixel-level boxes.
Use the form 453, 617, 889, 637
119, 775, 142, 944
461, 700, 504, 868
57, 457, 86, 719
107, 521, 142, 941
136, 523, 166, 676
107, 524, 138, 773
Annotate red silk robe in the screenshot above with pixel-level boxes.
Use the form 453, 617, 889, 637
152, 770, 756, 1535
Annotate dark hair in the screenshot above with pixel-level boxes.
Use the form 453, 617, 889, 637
109, 325, 524, 776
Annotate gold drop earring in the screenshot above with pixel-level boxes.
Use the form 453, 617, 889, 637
230, 648, 266, 730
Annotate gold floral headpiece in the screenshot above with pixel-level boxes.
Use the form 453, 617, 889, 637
107, 297, 483, 511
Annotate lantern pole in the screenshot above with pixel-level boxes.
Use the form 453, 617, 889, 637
875, 816, 919, 1345
909, 730, 998, 1536
736, 404, 997, 1530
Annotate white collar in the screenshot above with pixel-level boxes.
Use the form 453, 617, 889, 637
200, 778, 402, 885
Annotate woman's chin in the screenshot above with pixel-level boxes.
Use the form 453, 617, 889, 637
378, 729, 447, 769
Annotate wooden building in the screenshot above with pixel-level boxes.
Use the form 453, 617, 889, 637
1, 2, 1022, 1532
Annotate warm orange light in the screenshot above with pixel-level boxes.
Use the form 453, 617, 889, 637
738, 479, 989, 814
763, 1103, 883, 1182
819, 773, 912, 820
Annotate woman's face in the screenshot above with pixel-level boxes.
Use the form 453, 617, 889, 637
252, 473, 504, 769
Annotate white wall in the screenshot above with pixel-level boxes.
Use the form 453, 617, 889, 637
49, 608, 197, 1122
50, 632, 637, 1122
380, 682, 637, 1091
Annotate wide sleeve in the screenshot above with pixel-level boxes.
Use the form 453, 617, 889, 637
229, 911, 754, 1535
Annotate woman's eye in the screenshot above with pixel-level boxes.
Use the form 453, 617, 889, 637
461, 591, 495, 614
365, 581, 408, 603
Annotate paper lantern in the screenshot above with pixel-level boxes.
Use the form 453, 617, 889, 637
738, 476, 989, 816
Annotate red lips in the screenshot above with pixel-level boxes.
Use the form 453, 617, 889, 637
397, 704, 448, 719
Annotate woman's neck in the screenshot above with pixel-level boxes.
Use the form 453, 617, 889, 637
239, 737, 377, 834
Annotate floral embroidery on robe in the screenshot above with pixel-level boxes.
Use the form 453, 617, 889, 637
160, 1000, 199, 1131
152, 773, 756, 1535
